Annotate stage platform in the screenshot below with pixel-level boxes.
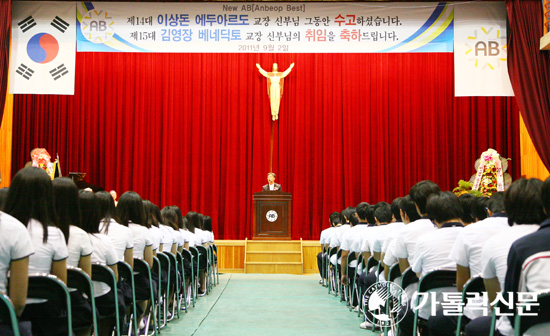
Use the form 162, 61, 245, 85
216, 239, 321, 275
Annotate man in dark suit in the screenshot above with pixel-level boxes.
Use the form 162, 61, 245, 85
262, 172, 282, 191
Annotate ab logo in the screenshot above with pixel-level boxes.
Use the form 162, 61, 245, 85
80, 9, 115, 43
465, 27, 507, 70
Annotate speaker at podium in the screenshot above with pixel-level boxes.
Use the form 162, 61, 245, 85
252, 190, 292, 240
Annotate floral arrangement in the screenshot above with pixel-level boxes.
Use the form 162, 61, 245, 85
472, 148, 505, 196
452, 180, 483, 197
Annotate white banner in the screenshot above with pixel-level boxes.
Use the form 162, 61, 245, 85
454, 2, 514, 96
76, 1, 454, 53
9, 2, 76, 95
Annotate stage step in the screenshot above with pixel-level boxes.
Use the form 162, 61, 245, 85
244, 238, 304, 274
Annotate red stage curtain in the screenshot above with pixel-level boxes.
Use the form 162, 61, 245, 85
0, 0, 11, 124
12, 52, 519, 240
506, 0, 550, 171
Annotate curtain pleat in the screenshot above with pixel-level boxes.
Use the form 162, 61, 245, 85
12, 52, 520, 240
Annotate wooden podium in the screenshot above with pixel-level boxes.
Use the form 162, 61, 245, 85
252, 191, 292, 239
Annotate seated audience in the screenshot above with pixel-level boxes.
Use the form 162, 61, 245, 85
317, 212, 340, 284
5, 167, 68, 336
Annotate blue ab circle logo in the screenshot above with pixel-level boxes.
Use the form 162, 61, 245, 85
363, 281, 408, 328
27, 33, 59, 64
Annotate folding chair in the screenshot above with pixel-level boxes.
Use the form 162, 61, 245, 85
67, 266, 99, 336
455, 276, 485, 336
196, 245, 211, 294
181, 249, 196, 307
133, 258, 158, 336
212, 243, 219, 285
396, 267, 419, 336
207, 245, 216, 289
383, 263, 403, 336
189, 246, 201, 297
343, 251, 356, 304
412, 269, 457, 336
0, 294, 21, 336
92, 263, 121, 336
326, 247, 338, 295
163, 252, 180, 320
176, 251, 190, 312
26, 274, 73, 335
514, 291, 550, 336
156, 253, 170, 329
351, 253, 364, 313
117, 261, 139, 336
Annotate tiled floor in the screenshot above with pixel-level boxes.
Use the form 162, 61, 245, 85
159, 273, 376, 335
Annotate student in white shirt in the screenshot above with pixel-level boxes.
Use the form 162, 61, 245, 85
317, 212, 341, 284
430, 193, 510, 335
0, 211, 34, 318
398, 191, 464, 336
79, 190, 122, 336
203, 216, 215, 244
151, 204, 177, 254
466, 179, 545, 336
116, 191, 154, 326
458, 193, 478, 226
161, 206, 188, 251
381, 195, 420, 280
328, 207, 355, 267
52, 178, 93, 276
186, 211, 209, 294
394, 180, 440, 273
52, 177, 95, 335
97, 191, 134, 267
143, 200, 164, 255
5, 167, 69, 336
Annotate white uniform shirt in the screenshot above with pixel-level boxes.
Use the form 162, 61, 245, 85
448, 215, 509, 276
66, 225, 93, 268
329, 224, 351, 248
412, 224, 464, 277
128, 222, 154, 259
411, 223, 463, 320
158, 224, 177, 252
185, 230, 196, 248
0, 212, 34, 294
88, 233, 119, 297
194, 228, 210, 245
27, 219, 68, 274
360, 226, 383, 253
99, 218, 134, 262
382, 238, 399, 267
393, 218, 436, 265
321, 227, 337, 247
481, 224, 539, 288
148, 226, 163, 251
371, 222, 405, 253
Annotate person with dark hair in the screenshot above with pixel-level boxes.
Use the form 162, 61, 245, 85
193, 212, 211, 246
394, 180, 440, 274
466, 179, 545, 336
152, 203, 177, 254
390, 197, 403, 222
186, 211, 209, 295
381, 196, 417, 280
0, 198, 33, 327
471, 196, 489, 222
52, 178, 96, 336
328, 207, 355, 269
458, 193, 477, 225
0, 187, 8, 210
365, 204, 377, 226
317, 212, 341, 285
79, 190, 123, 336
117, 191, 153, 267
340, 203, 370, 298
432, 192, 509, 335
202, 216, 215, 244
173, 206, 194, 248
161, 206, 187, 251
143, 200, 163, 255
5, 167, 68, 336
262, 172, 281, 191
52, 178, 93, 277
399, 192, 464, 336
97, 191, 134, 267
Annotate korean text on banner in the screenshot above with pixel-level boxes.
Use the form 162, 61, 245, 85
76, 1, 453, 53
454, 2, 514, 97
9, 1, 76, 95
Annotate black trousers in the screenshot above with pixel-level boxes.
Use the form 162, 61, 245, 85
316, 252, 326, 279
427, 309, 471, 336
465, 316, 503, 336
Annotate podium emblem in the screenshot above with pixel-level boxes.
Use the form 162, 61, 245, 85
266, 210, 278, 222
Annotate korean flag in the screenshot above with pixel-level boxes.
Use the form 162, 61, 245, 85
9, 2, 76, 95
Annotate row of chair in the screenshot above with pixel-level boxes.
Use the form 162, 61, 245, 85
321, 247, 550, 336
1, 244, 219, 336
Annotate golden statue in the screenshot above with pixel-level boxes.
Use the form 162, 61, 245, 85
256, 62, 294, 121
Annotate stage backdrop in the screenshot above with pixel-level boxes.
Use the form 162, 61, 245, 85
12, 52, 520, 240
